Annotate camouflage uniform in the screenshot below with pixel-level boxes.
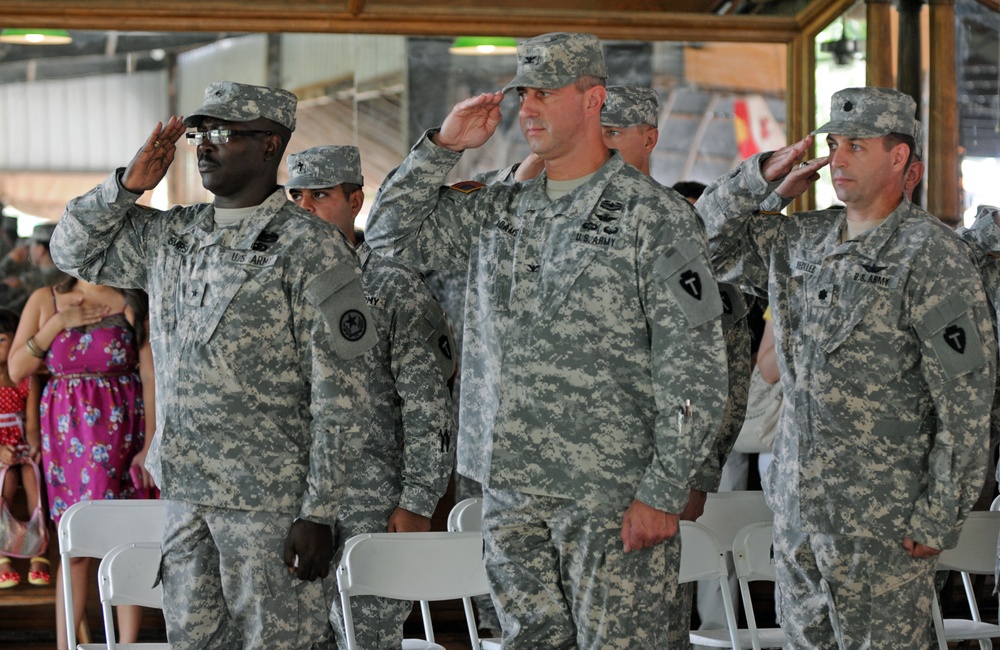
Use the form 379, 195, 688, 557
285, 144, 456, 649
366, 33, 728, 649
698, 87, 996, 648
328, 244, 456, 650
954, 205, 1000, 588
602, 83, 753, 649
51, 82, 376, 650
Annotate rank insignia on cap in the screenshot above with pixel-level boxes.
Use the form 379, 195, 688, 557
449, 180, 486, 194
844, 101, 854, 111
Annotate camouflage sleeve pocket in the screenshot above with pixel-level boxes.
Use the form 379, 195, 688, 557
305, 264, 378, 359
913, 293, 987, 380
654, 246, 724, 328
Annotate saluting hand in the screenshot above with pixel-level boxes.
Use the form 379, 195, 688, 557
432, 92, 505, 153
121, 116, 186, 194
773, 155, 830, 201
761, 136, 815, 183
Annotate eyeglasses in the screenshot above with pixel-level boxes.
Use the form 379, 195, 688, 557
185, 129, 273, 146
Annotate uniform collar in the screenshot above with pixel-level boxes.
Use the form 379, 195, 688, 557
520, 150, 626, 214
182, 187, 289, 248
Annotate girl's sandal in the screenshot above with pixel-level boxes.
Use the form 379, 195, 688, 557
27, 557, 50, 586
0, 557, 20, 588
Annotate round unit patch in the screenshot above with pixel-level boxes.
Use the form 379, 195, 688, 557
340, 310, 368, 342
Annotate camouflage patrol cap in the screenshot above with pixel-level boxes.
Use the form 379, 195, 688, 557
601, 85, 659, 128
184, 81, 298, 131
286, 146, 364, 189
29, 221, 56, 244
813, 87, 921, 144
501, 32, 607, 93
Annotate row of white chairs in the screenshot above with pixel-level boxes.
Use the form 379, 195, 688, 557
56, 494, 1000, 650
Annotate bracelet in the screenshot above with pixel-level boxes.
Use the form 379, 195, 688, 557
25, 336, 47, 359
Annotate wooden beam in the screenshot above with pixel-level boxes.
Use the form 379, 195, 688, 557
0, 1, 800, 43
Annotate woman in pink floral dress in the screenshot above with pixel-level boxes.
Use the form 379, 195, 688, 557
10, 276, 155, 650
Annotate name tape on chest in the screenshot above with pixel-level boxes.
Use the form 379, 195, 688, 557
227, 251, 278, 268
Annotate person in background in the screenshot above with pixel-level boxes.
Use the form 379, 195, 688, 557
50, 81, 375, 650
601, 83, 753, 647
0, 307, 45, 589
285, 145, 456, 649
366, 32, 728, 647
10, 277, 153, 649
699, 86, 995, 647
0, 222, 69, 314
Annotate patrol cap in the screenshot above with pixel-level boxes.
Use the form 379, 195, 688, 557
29, 222, 56, 244
602, 85, 659, 128
502, 32, 607, 94
286, 146, 364, 190
184, 81, 298, 132
813, 87, 921, 145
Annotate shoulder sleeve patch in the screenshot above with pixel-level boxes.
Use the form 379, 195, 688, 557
305, 264, 378, 359
913, 293, 987, 380
654, 246, 724, 329
423, 306, 456, 382
449, 180, 486, 194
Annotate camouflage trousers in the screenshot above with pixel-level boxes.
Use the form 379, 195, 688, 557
454, 472, 501, 633
160, 500, 336, 650
481, 487, 684, 649
773, 510, 937, 649
329, 500, 413, 650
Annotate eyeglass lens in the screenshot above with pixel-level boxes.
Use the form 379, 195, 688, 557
185, 129, 273, 145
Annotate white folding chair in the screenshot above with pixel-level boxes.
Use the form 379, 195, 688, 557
689, 491, 774, 643
681, 521, 742, 649
697, 491, 773, 550
446, 498, 501, 649
732, 521, 784, 649
931, 511, 1000, 650
336, 531, 492, 650
97, 542, 168, 650
58, 500, 167, 650
446, 497, 483, 533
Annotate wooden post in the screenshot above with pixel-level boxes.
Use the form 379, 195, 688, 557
928, 0, 961, 226
896, 0, 924, 205
866, 0, 894, 88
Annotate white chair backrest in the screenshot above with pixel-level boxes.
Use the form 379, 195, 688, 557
98, 542, 168, 650
99, 542, 163, 609
679, 521, 730, 584
931, 511, 1000, 650
58, 500, 167, 649
733, 521, 776, 583
937, 511, 1000, 575
697, 491, 773, 550
337, 531, 490, 650
447, 498, 483, 533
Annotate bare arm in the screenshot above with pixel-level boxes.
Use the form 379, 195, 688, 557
757, 319, 780, 385
130, 320, 156, 489
24, 376, 41, 463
